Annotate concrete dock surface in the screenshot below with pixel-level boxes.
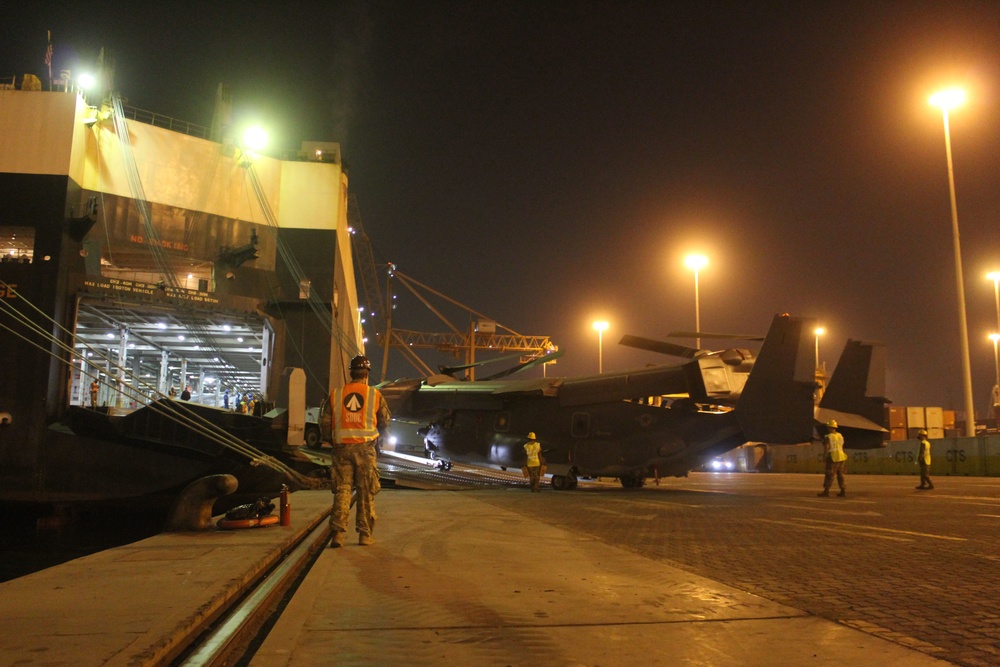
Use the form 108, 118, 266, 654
252, 490, 952, 667
0, 484, 958, 666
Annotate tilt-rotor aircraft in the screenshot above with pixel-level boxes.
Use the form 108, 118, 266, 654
378, 314, 888, 489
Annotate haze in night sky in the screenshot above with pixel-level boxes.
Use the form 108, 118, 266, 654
5, 1, 1000, 414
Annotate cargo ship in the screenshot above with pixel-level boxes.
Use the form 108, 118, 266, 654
0, 74, 363, 510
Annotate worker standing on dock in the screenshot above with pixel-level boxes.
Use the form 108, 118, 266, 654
89, 378, 99, 408
916, 429, 934, 490
329, 355, 390, 547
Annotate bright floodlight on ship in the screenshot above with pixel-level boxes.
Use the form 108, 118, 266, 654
243, 126, 268, 151
77, 73, 95, 90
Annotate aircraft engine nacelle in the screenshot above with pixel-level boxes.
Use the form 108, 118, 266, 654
683, 351, 752, 404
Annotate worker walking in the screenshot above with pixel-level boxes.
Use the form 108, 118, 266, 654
916, 429, 934, 490
89, 379, 99, 408
329, 355, 390, 547
524, 432, 543, 492
818, 419, 847, 497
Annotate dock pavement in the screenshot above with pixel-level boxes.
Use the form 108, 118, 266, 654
0, 488, 954, 666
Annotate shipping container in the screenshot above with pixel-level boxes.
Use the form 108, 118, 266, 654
890, 427, 908, 441
926, 407, 944, 429
943, 410, 956, 429
928, 427, 945, 439
886, 406, 906, 429
906, 407, 926, 429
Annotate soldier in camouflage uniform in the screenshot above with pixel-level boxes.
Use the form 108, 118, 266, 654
329, 355, 390, 547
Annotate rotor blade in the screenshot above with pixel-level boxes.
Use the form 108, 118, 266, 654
479, 350, 564, 381
438, 350, 528, 376
666, 331, 765, 341
618, 335, 698, 359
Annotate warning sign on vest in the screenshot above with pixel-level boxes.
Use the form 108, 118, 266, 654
343, 392, 365, 424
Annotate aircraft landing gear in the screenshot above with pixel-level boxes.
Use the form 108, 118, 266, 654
619, 474, 646, 489
550, 473, 578, 491
435, 460, 453, 471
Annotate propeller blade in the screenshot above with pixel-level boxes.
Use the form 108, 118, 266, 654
479, 350, 564, 381
439, 350, 528, 376
666, 331, 764, 341
618, 335, 699, 359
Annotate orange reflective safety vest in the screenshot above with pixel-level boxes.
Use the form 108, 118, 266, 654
331, 381, 382, 444
824, 431, 847, 462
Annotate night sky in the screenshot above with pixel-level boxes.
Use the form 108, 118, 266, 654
5, 2, 1000, 413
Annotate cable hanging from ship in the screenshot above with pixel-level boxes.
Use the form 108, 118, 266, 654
0, 281, 317, 485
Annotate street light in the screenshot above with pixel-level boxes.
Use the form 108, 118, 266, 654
991, 333, 1000, 420
684, 254, 708, 349
988, 272, 1000, 334
592, 321, 609, 374
814, 327, 826, 371
929, 86, 975, 436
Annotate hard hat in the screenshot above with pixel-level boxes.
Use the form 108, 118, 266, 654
527, 432, 536, 439
826, 420, 838, 429
349, 355, 371, 371
918, 429, 928, 437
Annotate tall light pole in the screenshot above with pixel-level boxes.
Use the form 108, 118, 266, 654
991, 333, 1000, 420
988, 272, 1000, 334
930, 87, 976, 437
592, 321, 609, 374
684, 254, 708, 349
814, 327, 825, 371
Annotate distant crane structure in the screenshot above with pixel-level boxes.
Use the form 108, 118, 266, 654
347, 201, 556, 381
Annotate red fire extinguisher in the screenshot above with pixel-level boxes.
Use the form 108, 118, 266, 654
280, 484, 291, 526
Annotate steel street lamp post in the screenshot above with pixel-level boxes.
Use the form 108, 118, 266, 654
991, 333, 1000, 420
930, 87, 975, 436
592, 321, 609, 374
684, 254, 708, 349
814, 327, 825, 371
988, 272, 1000, 334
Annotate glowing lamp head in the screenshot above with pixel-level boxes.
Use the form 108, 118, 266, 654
77, 73, 95, 90
592, 321, 609, 332
929, 88, 967, 111
243, 126, 268, 151
684, 254, 708, 271
990, 333, 1000, 343
988, 272, 1000, 284
814, 327, 826, 337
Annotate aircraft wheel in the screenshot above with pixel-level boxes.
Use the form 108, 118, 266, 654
304, 425, 321, 448
550, 475, 570, 491
620, 475, 643, 488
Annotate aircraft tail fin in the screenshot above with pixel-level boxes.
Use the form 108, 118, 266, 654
816, 340, 889, 449
735, 314, 817, 444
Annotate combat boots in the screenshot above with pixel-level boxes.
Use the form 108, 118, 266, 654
817, 490, 830, 497
359, 534, 374, 546
329, 531, 347, 548
837, 490, 847, 497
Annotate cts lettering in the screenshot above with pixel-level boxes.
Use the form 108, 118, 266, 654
946, 449, 967, 463
0, 283, 17, 299
853, 451, 869, 463
894, 451, 915, 463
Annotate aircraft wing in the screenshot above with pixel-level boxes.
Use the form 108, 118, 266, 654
557, 365, 689, 407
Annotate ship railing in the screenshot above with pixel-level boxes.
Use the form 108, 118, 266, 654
119, 105, 210, 140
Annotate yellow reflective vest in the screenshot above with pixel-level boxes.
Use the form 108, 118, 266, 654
524, 440, 541, 467
331, 381, 383, 444
918, 437, 931, 465
824, 431, 847, 462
